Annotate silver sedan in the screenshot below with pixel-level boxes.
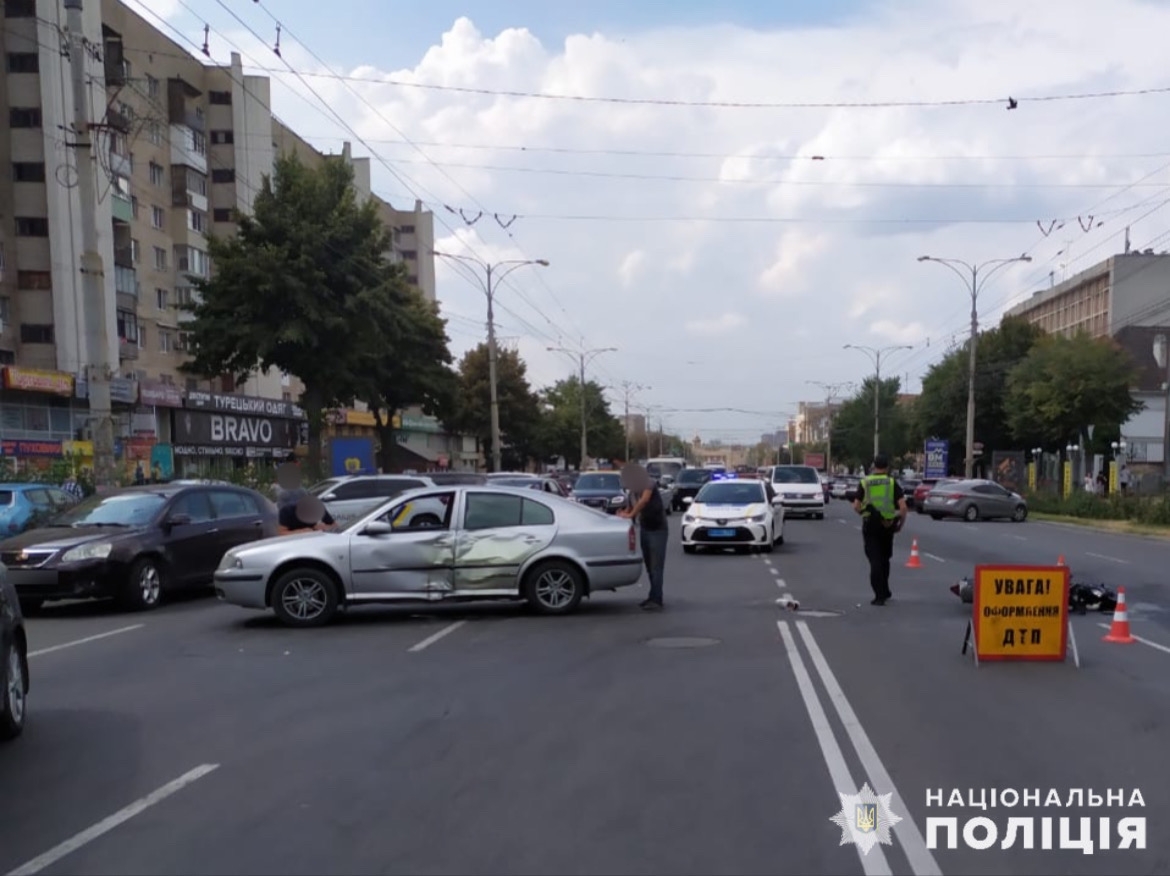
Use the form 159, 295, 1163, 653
214, 485, 645, 626
922, 478, 1028, 522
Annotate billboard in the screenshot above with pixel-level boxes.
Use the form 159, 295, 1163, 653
924, 440, 949, 479
329, 437, 376, 477
803, 451, 825, 469
992, 450, 1026, 493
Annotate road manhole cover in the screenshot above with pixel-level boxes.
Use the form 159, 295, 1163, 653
646, 636, 720, 648
788, 610, 844, 618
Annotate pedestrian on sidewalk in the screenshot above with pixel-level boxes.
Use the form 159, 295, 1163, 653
618, 462, 668, 611
852, 453, 909, 606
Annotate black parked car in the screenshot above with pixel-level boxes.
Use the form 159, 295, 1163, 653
0, 484, 279, 613
1, 567, 28, 740
570, 471, 630, 513
671, 468, 713, 510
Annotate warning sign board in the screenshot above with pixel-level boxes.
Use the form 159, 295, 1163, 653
972, 565, 1069, 662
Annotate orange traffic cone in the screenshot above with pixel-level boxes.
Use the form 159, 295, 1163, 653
1057, 554, 1066, 566
905, 538, 923, 569
1103, 587, 1136, 644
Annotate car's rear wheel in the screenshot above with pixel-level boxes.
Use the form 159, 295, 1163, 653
0, 638, 27, 740
1012, 504, 1028, 522
930, 513, 943, 520
964, 505, 980, 522
119, 556, 164, 611
523, 560, 585, 615
271, 568, 340, 627
18, 598, 43, 614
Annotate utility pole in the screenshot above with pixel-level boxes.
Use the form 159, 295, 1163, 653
617, 380, 648, 463
65, 0, 116, 488
548, 344, 617, 468
918, 253, 1033, 478
843, 345, 912, 458
807, 381, 852, 474
433, 252, 548, 472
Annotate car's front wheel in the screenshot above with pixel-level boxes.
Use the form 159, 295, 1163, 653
0, 637, 27, 740
683, 544, 696, 554
119, 556, 164, 611
271, 567, 340, 627
964, 505, 980, 522
1012, 504, 1028, 522
523, 559, 585, 615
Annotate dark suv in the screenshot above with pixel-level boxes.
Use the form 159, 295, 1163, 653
672, 468, 712, 510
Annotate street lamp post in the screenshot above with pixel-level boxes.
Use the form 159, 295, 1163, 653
548, 345, 618, 468
1153, 334, 1170, 484
432, 252, 549, 472
917, 253, 1033, 478
843, 345, 912, 457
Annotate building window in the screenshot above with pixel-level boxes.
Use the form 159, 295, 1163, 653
210, 129, 234, 145
147, 121, 162, 145
137, 325, 147, 348
20, 324, 54, 344
151, 206, 165, 229
192, 130, 207, 156
12, 162, 46, 182
212, 208, 233, 223
3, 0, 36, 17
159, 329, 173, 353
9, 107, 41, 128
175, 287, 194, 307
401, 250, 418, 260
0, 298, 9, 326
398, 224, 415, 234
149, 162, 164, 186
146, 74, 160, 99
131, 239, 141, 263
15, 217, 49, 237
153, 246, 167, 270
116, 309, 138, 343
177, 330, 194, 351
188, 210, 206, 234
188, 173, 207, 196
6, 53, 38, 73
156, 288, 169, 310
175, 246, 210, 277
208, 90, 232, 105
131, 195, 139, 219
16, 270, 51, 290
211, 168, 235, 183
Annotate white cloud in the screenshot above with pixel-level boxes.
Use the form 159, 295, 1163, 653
686, 312, 745, 335
208, 0, 1170, 439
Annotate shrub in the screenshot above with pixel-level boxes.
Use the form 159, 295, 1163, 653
1023, 489, 1170, 525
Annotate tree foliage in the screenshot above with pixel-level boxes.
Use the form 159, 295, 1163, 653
446, 343, 544, 470
538, 377, 626, 466
913, 316, 1044, 455
1004, 333, 1144, 447
830, 377, 911, 466
181, 153, 407, 477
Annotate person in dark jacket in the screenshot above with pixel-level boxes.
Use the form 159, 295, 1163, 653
852, 453, 908, 606
618, 463, 669, 611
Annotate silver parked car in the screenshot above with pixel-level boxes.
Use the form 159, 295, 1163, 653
923, 478, 1028, 522
214, 485, 644, 626
307, 473, 487, 528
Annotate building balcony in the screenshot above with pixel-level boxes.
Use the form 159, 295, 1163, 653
113, 245, 133, 268
170, 125, 208, 175
114, 265, 137, 296
118, 338, 139, 360
111, 192, 133, 223
108, 150, 132, 178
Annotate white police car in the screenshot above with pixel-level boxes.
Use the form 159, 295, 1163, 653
680, 476, 784, 554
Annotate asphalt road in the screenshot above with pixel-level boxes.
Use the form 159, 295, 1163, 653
1, 502, 1168, 875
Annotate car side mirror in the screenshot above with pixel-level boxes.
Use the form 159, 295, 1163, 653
320, 494, 336, 502
771, 497, 784, 507
165, 512, 191, 530
361, 520, 393, 536
682, 496, 693, 506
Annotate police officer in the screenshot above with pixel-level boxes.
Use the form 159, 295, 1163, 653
852, 453, 909, 606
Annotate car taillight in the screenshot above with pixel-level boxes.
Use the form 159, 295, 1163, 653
949, 493, 963, 500
628, 524, 636, 551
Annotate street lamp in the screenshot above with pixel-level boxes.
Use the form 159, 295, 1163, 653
917, 253, 1032, 478
432, 252, 549, 472
1153, 334, 1170, 483
1111, 440, 1128, 457
547, 345, 618, 468
843, 344, 912, 457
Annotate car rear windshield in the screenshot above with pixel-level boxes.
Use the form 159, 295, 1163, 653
575, 473, 622, 491
677, 470, 710, 484
0, 491, 11, 505
772, 466, 820, 484
695, 482, 765, 505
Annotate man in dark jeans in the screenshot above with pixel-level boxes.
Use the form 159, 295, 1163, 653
619, 464, 668, 611
852, 454, 909, 606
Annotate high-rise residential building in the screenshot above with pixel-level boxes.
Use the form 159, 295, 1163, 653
0, 0, 448, 476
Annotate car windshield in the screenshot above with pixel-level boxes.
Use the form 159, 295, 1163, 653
575, 473, 622, 491
695, 482, 765, 505
0, 490, 12, 505
677, 469, 709, 485
772, 466, 820, 484
49, 492, 168, 527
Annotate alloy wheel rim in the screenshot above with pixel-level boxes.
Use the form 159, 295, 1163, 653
140, 565, 161, 604
283, 578, 327, 620
535, 570, 576, 608
6, 646, 24, 725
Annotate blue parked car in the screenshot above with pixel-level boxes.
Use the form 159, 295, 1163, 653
0, 484, 80, 537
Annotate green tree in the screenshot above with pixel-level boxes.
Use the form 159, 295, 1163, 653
830, 377, 911, 466
447, 343, 543, 470
1004, 333, 1144, 447
180, 153, 402, 478
354, 291, 459, 472
914, 316, 1044, 456
539, 377, 625, 467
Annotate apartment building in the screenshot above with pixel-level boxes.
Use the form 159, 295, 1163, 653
1, 0, 448, 476
792, 400, 842, 444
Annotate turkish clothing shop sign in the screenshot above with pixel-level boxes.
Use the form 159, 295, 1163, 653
171, 409, 297, 450
184, 390, 305, 420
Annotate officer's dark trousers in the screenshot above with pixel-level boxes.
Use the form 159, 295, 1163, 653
862, 525, 895, 600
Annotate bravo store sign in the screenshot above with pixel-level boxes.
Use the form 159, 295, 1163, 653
171, 410, 296, 458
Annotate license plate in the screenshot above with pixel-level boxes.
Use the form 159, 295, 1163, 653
708, 528, 735, 537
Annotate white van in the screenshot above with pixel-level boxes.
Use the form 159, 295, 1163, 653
769, 464, 826, 519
